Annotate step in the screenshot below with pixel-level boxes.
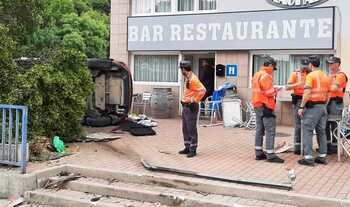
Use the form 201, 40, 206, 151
25, 189, 170, 207
64, 177, 296, 207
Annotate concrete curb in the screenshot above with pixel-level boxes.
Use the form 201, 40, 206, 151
3, 164, 350, 207
67, 180, 239, 207
0, 165, 66, 198
24, 191, 124, 207
65, 165, 350, 207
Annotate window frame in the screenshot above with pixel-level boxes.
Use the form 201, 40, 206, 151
132, 0, 218, 16
131, 52, 182, 86
248, 50, 335, 88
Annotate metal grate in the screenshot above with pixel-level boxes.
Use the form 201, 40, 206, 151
0, 104, 28, 173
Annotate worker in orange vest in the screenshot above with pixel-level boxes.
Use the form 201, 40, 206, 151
252, 56, 284, 163
326, 56, 348, 154
298, 56, 331, 166
286, 58, 311, 155
179, 60, 206, 158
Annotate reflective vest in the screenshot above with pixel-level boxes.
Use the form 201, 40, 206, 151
288, 70, 307, 96
306, 70, 330, 103
329, 71, 348, 98
252, 67, 276, 110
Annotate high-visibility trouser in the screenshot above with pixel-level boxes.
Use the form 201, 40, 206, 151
293, 99, 302, 151
254, 107, 277, 159
302, 104, 328, 160
182, 104, 199, 151
326, 100, 344, 147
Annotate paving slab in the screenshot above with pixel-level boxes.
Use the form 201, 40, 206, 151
27, 119, 350, 201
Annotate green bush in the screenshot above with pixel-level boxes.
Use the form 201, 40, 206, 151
0, 25, 18, 101
7, 49, 94, 142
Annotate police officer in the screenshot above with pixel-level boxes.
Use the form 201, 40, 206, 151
252, 56, 284, 163
286, 58, 310, 155
178, 61, 206, 158
298, 56, 330, 166
326, 56, 348, 154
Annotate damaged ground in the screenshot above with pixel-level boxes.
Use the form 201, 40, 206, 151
25, 119, 350, 203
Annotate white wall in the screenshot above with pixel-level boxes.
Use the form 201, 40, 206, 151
219, 0, 350, 84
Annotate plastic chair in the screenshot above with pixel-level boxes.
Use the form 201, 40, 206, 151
131, 92, 152, 115
197, 93, 222, 127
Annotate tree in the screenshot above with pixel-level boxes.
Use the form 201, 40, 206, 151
22, 0, 110, 58
8, 49, 94, 142
0, 25, 18, 102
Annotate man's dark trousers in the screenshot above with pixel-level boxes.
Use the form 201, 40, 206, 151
182, 104, 199, 152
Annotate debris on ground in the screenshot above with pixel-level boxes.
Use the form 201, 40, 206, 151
7, 197, 24, 207
158, 150, 172, 155
90, 195, 104, 202
85, 132, 121, 142
53, 136, 65, 153
43, 173, 81, 190
112, 120, 156, 137
141, 159, 292, 190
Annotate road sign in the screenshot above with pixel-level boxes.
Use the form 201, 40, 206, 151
226, 64, 238, 77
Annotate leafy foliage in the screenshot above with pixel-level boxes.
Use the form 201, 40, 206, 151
0, 25, 18, 101
7, 49, 94, 142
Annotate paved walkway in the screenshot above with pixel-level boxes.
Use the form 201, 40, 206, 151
27, 119, 350, 201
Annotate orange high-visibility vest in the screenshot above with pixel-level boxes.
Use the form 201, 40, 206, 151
288, 70, 307, 96
252, 67, 276, 110
305, 70, 330, 103
329, 71, 348, 98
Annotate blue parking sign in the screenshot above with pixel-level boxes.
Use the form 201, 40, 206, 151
226, 64, 238, 77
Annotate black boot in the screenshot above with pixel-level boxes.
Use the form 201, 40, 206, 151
187, 149, 197, 158
267, 156, 284, 164
255, 153, 267, 160
298, 159, 315, 166
315, 157, 328, 165
178, 148, 190, 155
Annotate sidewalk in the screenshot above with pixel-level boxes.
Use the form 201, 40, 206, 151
28, 119, 350, 201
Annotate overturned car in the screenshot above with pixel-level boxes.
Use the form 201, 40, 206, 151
83, 59, 133, 127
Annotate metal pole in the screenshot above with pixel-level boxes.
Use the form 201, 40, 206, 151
300, 119, 304, 159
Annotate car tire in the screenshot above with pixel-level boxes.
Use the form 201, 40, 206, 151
85, 116, 112, 127
87, 58, 112, 70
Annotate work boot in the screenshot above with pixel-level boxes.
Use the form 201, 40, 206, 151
267, 156, 284, 164
187, 150, 197, 158
298, 159, 315, 166
255, 153, 267, 161
178, 148, 189, 155
315, 157, 328, 165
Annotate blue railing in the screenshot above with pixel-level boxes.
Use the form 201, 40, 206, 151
0, 104, 28, 174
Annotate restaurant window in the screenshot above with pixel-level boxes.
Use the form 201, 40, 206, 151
133, 0, 153, 14
252, 54, 330, 86
178, 0, 194, 11
155, 0, 171, 12
199, 0, 216, 10
134, 55, 179, 83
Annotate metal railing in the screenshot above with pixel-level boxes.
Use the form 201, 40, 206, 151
0, 104, 28, 173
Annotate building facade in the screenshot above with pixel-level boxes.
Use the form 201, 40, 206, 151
110, 0, 350, 125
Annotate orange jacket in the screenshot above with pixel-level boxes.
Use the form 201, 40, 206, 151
182, 73, 206, 103
329, 71, 348, 98
252, 67, 277, 110
287, 70, 307, 96
304, 69, 330, 103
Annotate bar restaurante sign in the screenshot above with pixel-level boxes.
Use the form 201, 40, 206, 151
266, 0, 329, 8
128, 7, 334, 51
